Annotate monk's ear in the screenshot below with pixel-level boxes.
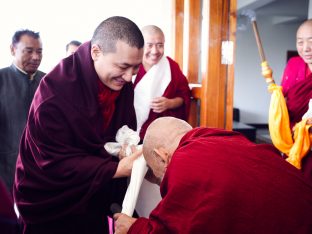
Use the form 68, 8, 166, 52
91, 44, 101, 61
10, 44, 15, 56
153, 147, 171, 165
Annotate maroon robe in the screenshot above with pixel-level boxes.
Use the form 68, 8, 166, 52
129, 128, 312, 233
0, 178, 20, 234
133, 56, 191, 139
284, 75, 312, 184
13, 42, 136, 233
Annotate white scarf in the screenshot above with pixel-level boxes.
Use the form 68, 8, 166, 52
133, 56, 171, 134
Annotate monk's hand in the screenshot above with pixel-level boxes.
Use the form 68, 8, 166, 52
113, 147, 142, 178
114, 213, 137, 234
307, 117, 312, 125
151, 97, 170, 113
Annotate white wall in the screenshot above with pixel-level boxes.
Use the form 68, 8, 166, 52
0, 0, 173, 73
234, 17, 301, 124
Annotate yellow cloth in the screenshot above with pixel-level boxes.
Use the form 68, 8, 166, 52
268, 83, 312, 169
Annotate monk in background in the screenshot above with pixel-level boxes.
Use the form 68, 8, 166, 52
65, 40, 81, 56
114, 117, 312, 234
281, 19, 312, 183
133, 25, 191, 140
133, 25, 191, 218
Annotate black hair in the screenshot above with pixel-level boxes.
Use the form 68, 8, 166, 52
66, 40, 82, 51
12, 29, 40, 46
91, 16, 144, 54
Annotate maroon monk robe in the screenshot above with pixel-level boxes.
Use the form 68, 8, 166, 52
285, 76, 312, 184
133, 56, 191, 139
13, 42, 136, 233
281, 56, 311, 96
129, 128, 312, 234
0, 178, 20, 234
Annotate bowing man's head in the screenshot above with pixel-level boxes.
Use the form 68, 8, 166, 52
143, 117, 192, 184
90, 16, 144, 91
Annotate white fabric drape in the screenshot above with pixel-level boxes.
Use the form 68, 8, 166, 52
133, 56, 171, 134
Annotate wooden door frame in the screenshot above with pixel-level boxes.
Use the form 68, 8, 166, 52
173, 0, 237, 129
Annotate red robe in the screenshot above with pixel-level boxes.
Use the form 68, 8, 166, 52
133, 56, 191, 139
0, 178, 20, 233
281, 56, 311, 96
129, 128, 312, 233
283, 73, 312, 184
13, 42, 136, 233
281, 55, 312, 183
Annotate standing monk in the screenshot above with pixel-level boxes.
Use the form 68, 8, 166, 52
0, 29, 45, 192
115, 117, 312, 234
133, 25, 191, 217
13, 16, 144, 234
281, 19, 312, 182
133, 25, 191, 139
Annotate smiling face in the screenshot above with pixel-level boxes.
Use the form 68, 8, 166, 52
11, 34, 42, 75
91, 40, 143, 91
142, 30, 165, 71
296, 20, 312, 68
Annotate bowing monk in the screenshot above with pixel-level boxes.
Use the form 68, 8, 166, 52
114, 117, 312, 234
13, 16, 143, 234
281, 19, 312, 182
133, 25, 191, 217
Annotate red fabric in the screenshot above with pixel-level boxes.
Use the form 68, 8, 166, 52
97, 79, 120, 130
281, 56, 309, 96
285, 75, 312, 128
133, 56, 191, 139
0, 178, 16, 219
0, 178, 20, 234
13, 42, 137, 231
283, 69, 312, 184
129, 128, 312, 234
281, 56, 312, 183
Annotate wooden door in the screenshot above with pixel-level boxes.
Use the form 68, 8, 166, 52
173, 0, 237, 129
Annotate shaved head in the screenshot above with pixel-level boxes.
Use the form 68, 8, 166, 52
143, 117, 192, 183
297, 19, 312, 34
143, 117, 192, 162
141, 25, 164, 39
91, 16, 144, 54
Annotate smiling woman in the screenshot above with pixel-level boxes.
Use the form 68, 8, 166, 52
0, 0, 173, 73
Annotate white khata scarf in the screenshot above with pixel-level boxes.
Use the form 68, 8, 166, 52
133, 56, 171, 134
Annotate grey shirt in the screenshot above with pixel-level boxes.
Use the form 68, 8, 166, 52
0, 64, 45, 191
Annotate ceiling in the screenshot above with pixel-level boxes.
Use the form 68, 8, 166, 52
237, 0, 309, 25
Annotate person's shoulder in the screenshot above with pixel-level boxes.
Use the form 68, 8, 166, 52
287, 56, 304, 66
0, 66, 12, 73
0, 66, 14, 79
166, 56, 185, 74
166, 56, 179, 67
